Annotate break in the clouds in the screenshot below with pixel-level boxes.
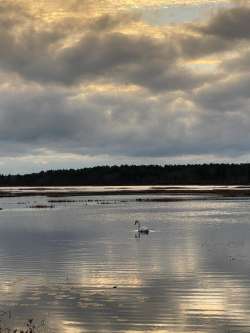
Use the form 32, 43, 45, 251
0, 0, 250, 173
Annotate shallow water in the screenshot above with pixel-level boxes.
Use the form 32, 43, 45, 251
0, 184, 250, 195
0, 193, 250, 332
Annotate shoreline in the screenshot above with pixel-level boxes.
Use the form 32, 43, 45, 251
1, 187, 250, 198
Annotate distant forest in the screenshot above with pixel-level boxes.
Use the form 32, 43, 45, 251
1, 164, 250, 186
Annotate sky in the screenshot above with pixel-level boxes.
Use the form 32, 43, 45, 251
0, 0, 250, 174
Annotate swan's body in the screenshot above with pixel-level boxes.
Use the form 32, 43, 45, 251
134, 220, 149, 234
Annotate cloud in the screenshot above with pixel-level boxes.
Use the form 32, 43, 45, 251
89, 12, 140, 31
0, 24, 201, 91
0, 13, 222, 93
1, 78, 250, 165
195, 73, 250, 112
223, 49, 250, 73
0, 0, 250, 171
0, 1, 236, 90
195, 6, 250, 40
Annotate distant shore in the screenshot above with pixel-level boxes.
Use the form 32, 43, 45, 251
1, 164, 250, 189
1, 186, 250, 198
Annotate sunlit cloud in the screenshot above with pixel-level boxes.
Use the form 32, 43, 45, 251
0, 0, 249, 172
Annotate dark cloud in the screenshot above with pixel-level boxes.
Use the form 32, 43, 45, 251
195, 73, 250, 111
1, 82, 250, 162
0, 88, 107, 147
89, 12, 139, 32
223, 49, 250, 73
0, 1, 31, 30
0, 25, 222, 93
0, 1, 250, 169
0, 4, 224, 90
0, 29, 182, 90
196, 6, 250, 40
177, 33, 233, 59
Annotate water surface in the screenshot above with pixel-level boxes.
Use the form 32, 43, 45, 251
0, 192, 250, 332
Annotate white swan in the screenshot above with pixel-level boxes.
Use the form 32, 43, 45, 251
134, 220, 149, 234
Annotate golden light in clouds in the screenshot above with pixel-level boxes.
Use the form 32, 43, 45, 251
0, 0, 249, 171
81, 83, 142, 94
12, 0, 231, 20
5, 0, 232, 39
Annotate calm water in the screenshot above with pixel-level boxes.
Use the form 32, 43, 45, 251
1, 193, 250, 332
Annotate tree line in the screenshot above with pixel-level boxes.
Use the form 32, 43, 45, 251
0, 164, 250, 186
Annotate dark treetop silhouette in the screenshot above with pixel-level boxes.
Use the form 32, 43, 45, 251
1, 164, 250, 186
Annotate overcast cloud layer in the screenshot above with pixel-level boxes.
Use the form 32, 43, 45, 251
0, 0, 250, 173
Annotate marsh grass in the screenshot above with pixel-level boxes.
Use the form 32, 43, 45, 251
0, 311, 48, 333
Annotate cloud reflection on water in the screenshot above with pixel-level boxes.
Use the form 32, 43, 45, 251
0, 196, 250, 332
